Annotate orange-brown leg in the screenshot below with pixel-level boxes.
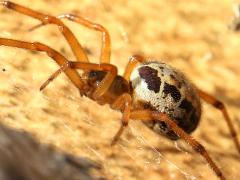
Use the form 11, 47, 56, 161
0, 1, 88, 62
57, 14, 111, 64
0, 38, 84, 90
40, 61, 117, 100
110, 93, 132, 145
26, 13, 111, 63
197, 88, 240, 154
39, 64, 69, 91
123, 55, 145, 82
130, 110, 226, 180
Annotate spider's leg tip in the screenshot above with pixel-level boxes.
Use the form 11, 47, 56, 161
110, 139, 118, 146
39, 83, 47, 91
28, 23, 45, 32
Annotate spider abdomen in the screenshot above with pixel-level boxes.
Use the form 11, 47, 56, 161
130, 61, 201, 140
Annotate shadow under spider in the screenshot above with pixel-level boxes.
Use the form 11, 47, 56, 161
0, 123, 105, 180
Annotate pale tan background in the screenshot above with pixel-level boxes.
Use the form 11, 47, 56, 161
0, 0, 240, 179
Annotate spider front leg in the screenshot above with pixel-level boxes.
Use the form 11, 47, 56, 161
40, 61, 118, 100
0, 1, 88, 62
197, 88, 240, 154
130, 110, 226, 180
25, 13, 111, 63
0, 38, 84, 90
57, 14, 111, 63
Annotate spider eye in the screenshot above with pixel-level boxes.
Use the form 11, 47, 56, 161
88, 70, 107, 80
88, 70, 98, 78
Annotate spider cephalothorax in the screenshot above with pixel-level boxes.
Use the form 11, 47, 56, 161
130, 62, 201, 140
0, 1, 239, 180
84, 70, 130, 104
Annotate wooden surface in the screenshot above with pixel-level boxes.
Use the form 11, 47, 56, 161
0, 0, 240, 179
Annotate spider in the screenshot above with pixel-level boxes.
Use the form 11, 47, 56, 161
0, 1, 239, 180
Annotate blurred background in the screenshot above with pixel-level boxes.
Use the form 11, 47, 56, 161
0, 0, 240, 179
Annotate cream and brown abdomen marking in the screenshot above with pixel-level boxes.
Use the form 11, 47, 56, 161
130, 61, 201, 140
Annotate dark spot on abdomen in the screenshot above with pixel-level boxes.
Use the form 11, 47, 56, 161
139, 66, 161, 93
179, 99, 193, 112
159, 66, 164, 70
179, 98, 200, 133
163, 82, 181, 102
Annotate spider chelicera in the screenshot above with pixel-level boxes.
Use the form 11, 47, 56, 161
0, 1, 239, 180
